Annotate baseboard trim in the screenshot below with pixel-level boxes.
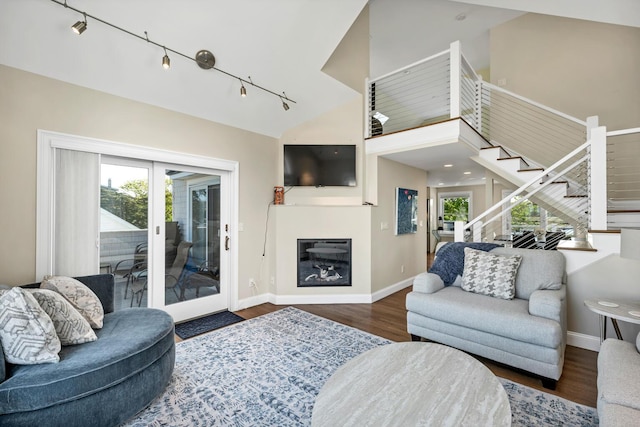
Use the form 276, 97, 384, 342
236, 278, 415, 308
236, 293, 271, 311
567, 331, 600, 352
371, 277, 414, 302
270, 293, 374, 305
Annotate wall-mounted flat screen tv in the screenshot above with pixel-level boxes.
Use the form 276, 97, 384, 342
284, 144, 356, 187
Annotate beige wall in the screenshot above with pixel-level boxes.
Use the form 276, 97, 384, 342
273, 205, 372, 298
322, 4, 370, 94
491, 13, 640, 130
370, 157, 427, 292
278, 97, 364, 206
491, 14, 640, 343
0, 65, 277, 304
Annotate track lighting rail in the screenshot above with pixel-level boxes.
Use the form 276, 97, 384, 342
54, 0, 296, 107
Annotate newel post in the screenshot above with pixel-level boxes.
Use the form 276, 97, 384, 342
449, 41, 461, 119
587, 116, 607, 230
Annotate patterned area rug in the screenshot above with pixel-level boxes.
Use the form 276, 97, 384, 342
174, 311, 245, 340
122, 307, 598, 426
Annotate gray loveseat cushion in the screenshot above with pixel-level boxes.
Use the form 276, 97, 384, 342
490, 247, 565, 299
0, 307, 174, 415
406, 286, 563, 349
597, 338, 640, 414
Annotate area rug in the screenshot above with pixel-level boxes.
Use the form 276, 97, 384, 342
174, 310, 245, 339
122, 307, 598, 426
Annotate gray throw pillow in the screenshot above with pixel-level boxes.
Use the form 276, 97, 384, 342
41, 276, 104, 329
0, 287, 61, 364
461, 247, 522, 300
27, 289, 97, 345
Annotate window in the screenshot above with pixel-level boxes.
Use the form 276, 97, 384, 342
502, 191, 573, 237
438, 192, 472, 232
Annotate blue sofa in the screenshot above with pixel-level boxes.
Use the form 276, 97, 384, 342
0, 274, 175, 426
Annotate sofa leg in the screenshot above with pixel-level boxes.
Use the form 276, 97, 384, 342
541, 378, 557, 390
410, 334, 422, 342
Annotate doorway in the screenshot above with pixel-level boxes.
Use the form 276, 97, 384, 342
37, 130, 238, 322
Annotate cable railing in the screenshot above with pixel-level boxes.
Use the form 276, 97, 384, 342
462, 141, 592, 245
606, 127, 640, 229
366, 50, 450, 137
478, 84, 587, 166
365, 40, 624, 238
460, 54, 480, 130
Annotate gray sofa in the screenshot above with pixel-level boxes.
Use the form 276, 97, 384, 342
406, 244, 567, 388
597, 333, 640, 425
0, 274, 175, 427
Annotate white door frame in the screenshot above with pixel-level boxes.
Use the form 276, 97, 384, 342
36, 129, 240, 313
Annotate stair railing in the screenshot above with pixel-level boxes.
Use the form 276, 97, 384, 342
457, 123, 608, 242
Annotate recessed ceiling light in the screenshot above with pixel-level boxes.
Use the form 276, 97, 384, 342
438, 182, 444, 186
463, 171, 471, 175
444, 164, 453, 168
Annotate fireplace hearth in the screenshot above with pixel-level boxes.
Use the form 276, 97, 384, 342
297, 239, 352, 287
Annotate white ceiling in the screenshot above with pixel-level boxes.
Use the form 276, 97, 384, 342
2, 0, 638, 185
0, 0, 368, 138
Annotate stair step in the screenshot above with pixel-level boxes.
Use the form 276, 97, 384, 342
518, 168, 544, 173
557, 240, 597, 252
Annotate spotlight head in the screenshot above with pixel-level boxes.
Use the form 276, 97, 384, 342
71, 20, 87, 35
282, 101, 290, 111
240, 85, 247, 97
162, 54, 170, 70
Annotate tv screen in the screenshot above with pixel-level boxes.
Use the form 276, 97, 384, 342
284, 145, 356, 187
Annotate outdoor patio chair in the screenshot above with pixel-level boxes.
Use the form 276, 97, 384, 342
129, 240, 193, 307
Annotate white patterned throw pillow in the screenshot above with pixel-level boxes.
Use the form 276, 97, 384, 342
461, 248, 522, 300
0, 287, 61, 364
27, 289, 97, 345
41, 276, 104, 329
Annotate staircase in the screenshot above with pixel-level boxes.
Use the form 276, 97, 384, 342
365, 40, 640, 243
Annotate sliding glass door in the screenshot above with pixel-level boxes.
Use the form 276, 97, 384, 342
151, 164, 229, 321
38, 131, 237, 320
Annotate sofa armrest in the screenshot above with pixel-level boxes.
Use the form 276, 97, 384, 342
529, 286, 566, 323
412, 272, 444, 294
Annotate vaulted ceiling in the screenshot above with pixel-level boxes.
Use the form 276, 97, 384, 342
1, 0, 638, 141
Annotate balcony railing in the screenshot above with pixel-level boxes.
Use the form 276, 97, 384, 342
365, 40, 635, 237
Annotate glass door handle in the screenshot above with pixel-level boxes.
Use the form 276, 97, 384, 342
225, 236, 230, 251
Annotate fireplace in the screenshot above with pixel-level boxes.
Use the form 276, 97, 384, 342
297, 239, 352, 287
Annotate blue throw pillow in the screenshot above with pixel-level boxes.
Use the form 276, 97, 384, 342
428, 242, 501, 285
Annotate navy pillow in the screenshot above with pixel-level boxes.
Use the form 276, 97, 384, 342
428, 242, 501, 285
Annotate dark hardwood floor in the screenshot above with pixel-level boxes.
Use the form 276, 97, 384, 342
236, 288, 598, 408
235, 251, 598, 408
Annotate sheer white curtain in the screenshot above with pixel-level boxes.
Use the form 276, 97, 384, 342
54, 149, 100, 276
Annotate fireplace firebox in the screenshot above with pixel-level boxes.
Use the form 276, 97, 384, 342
297, 239, 352, 287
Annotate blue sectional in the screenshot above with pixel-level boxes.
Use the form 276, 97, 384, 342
0, 274, 175, 427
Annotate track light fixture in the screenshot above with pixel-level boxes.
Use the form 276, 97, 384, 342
162, 47, 170, 70
71, 12, 87, 35
54, 0, 295, 110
